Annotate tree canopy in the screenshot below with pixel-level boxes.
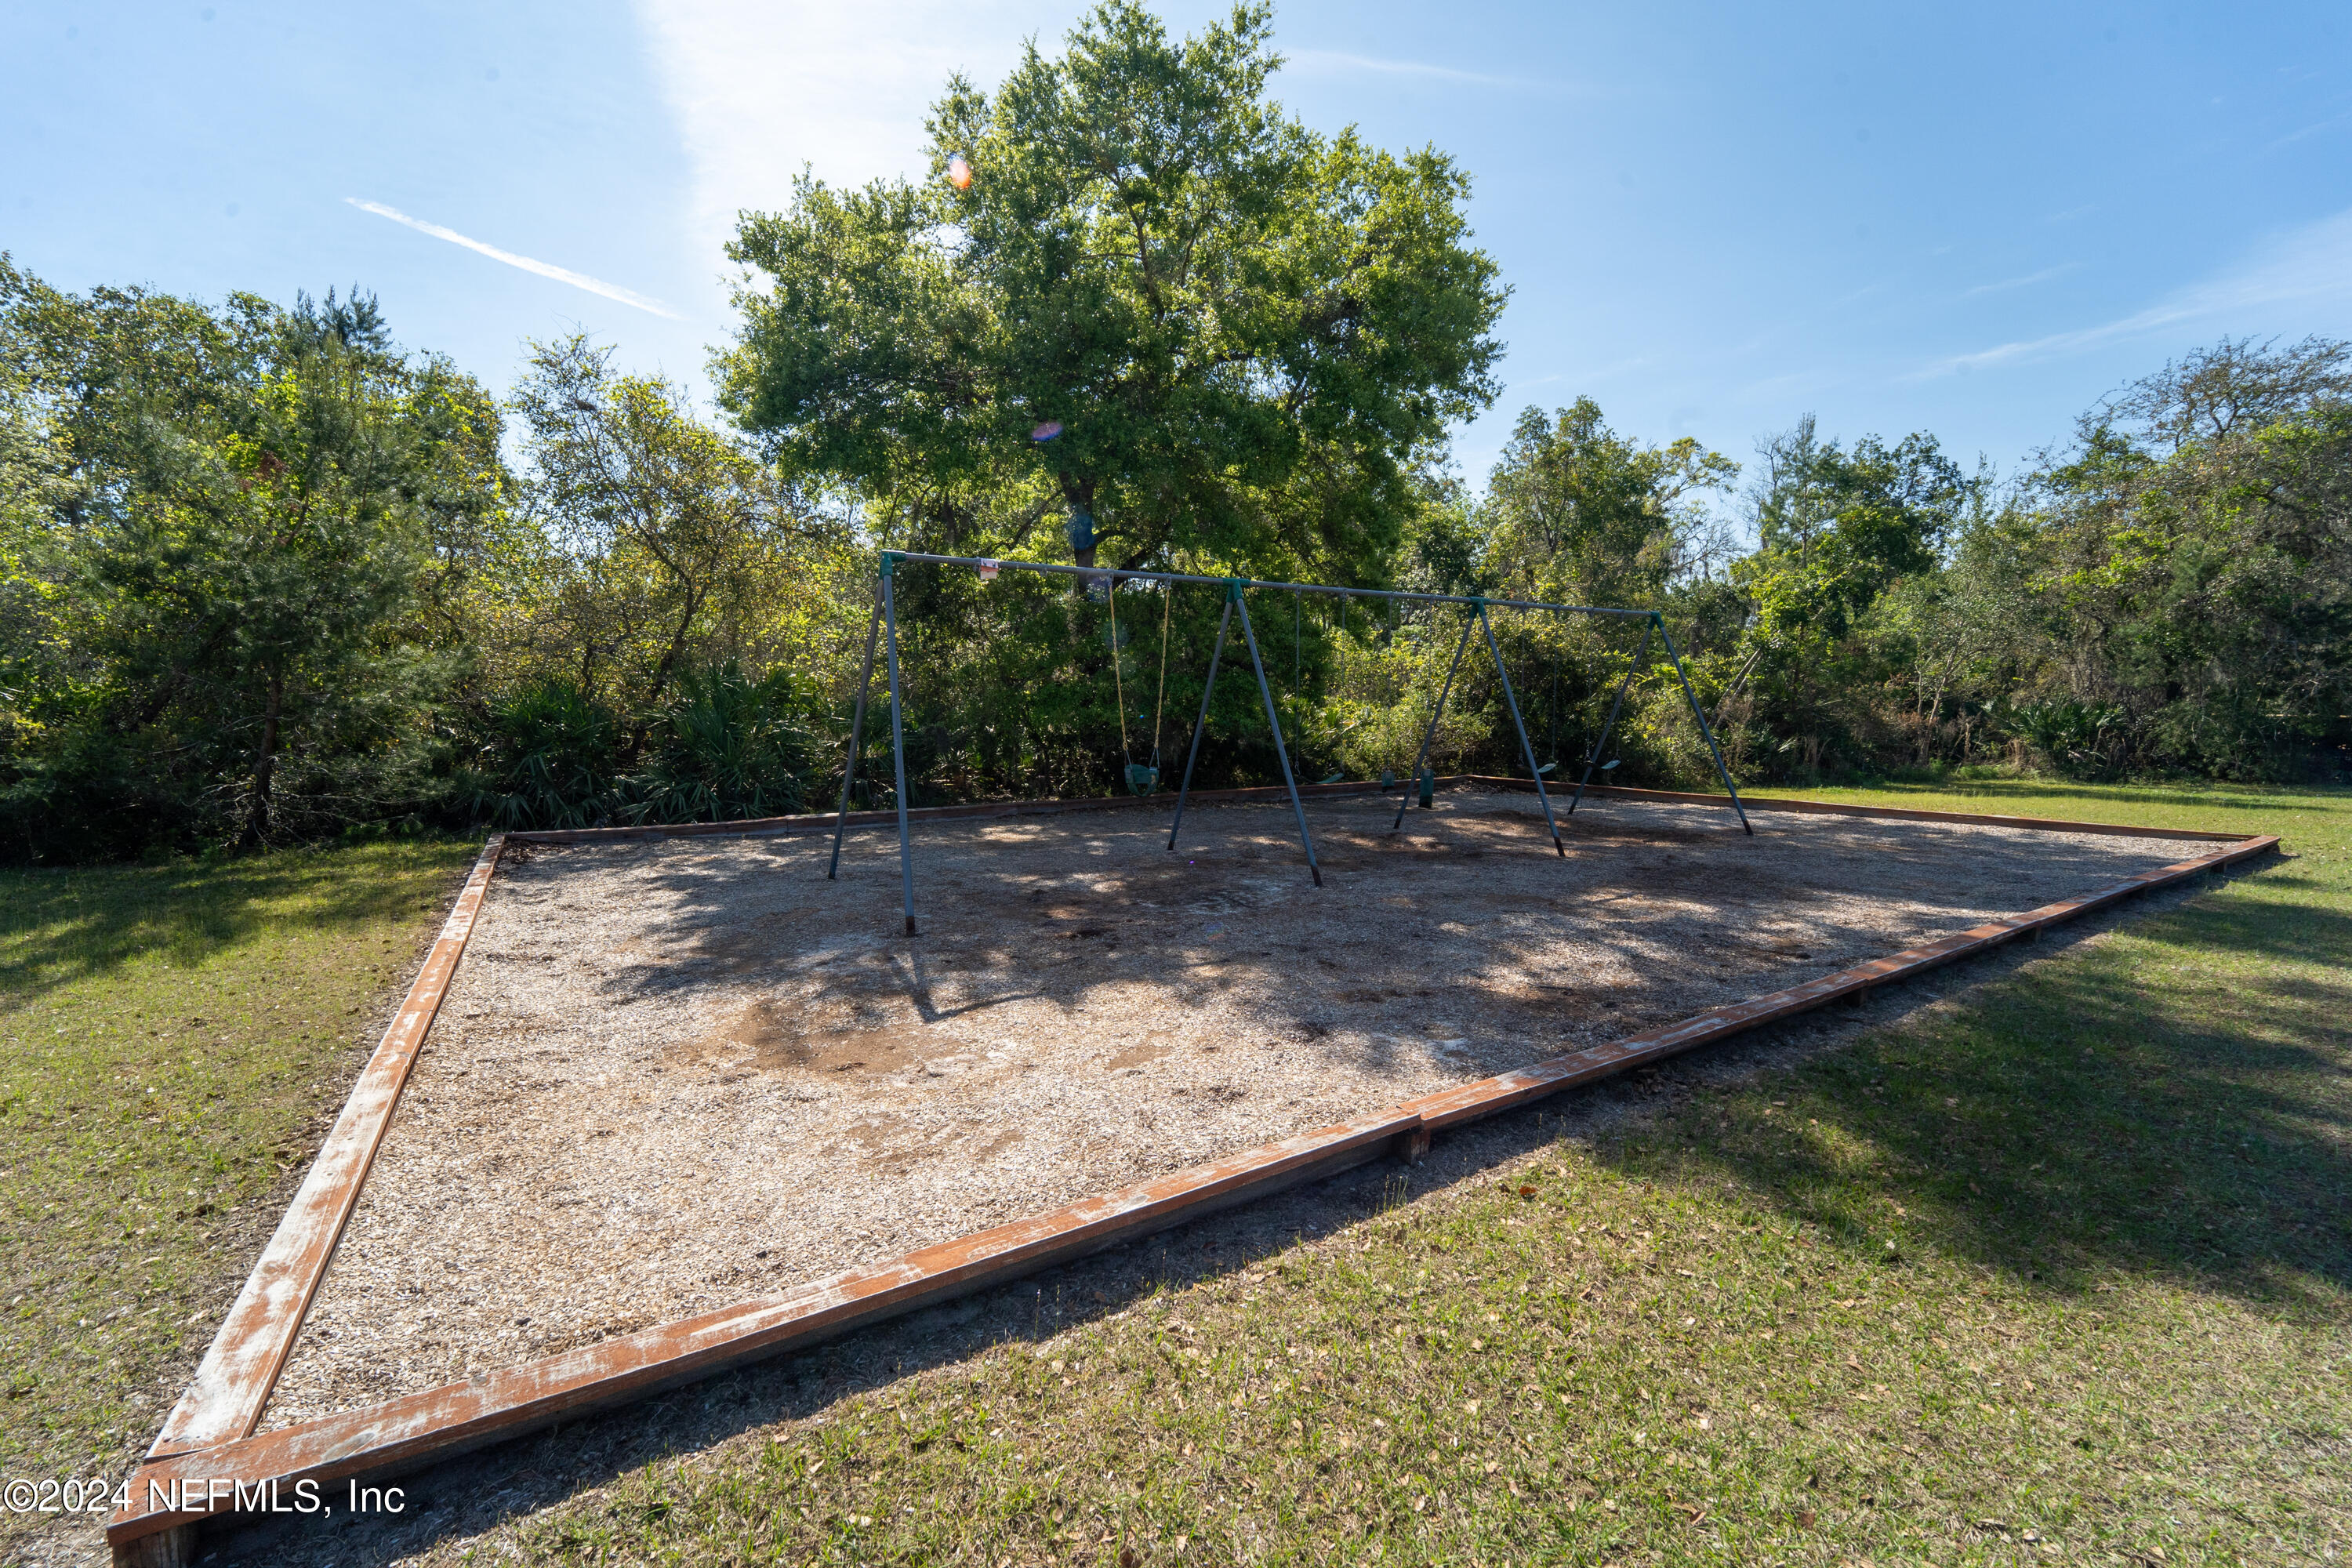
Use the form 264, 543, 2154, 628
4, 4, 2349, 862
1479, 399, 1738, 609
2027, 339, 2352, 771
718, 0, 1504, 584
0, 261, 503, 854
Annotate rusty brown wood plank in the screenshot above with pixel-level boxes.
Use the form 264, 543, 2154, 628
111, 825, 2281, 1555
506, 779, 1407, 845
517, 775, 2252, 848
110, 1106, 1420, 1549
144, 837, 508, 1461
1472, 776, 2255, 843
1398, 833, 2278, 1129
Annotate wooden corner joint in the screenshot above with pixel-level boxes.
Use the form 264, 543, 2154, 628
111, 1523, 198, 1568
1397, 1119, 1432, 1164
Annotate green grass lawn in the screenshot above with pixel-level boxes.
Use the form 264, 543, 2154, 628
516, 780, 2348, 1566
4, 786, 2345, 1566
0, 838, 481, 1543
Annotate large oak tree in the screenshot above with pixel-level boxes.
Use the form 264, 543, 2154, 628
717, 1, 1505, 584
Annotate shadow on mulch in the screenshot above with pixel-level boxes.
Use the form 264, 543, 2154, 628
169, 859, 2270, 1568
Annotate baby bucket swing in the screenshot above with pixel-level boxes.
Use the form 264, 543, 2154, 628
1107, 579, 1174, 794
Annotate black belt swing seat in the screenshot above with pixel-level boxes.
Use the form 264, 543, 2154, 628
1108, 576, 1172, 797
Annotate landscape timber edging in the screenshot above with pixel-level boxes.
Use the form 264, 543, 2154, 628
111, 1105, 1425, 1548
506, 774, 2258, 847
145, 837, 506, 1462
502, 776, 1406, 844
1471, 777, 2260, 844
107, 823, 2281, 1559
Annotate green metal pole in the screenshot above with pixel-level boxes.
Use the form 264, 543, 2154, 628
1232, 584, 1322, 886
1393, 609, 1477, 833
827, 590, 882, 880
1568, 619, 1653, 818
880, 556, 920, 931
1656, 615, 1751, 834
1479, 601, 1565, 856
1166, 594, 1235, 852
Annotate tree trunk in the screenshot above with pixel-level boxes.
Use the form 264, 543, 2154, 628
625, 590, 705, 767
241, 670, 285, 849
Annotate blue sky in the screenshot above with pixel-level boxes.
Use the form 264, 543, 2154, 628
6, 1, 2350, 501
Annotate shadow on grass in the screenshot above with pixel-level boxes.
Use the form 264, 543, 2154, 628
0, 840, 478, 1006
1610, 873, 2352, 1318
178, 850, 2348, 1566
177, 1109, 1470, 1568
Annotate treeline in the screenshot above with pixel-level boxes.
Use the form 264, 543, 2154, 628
1469, 339, 2352, 793
3, 3, 2347, 862
0, 266, 867, 861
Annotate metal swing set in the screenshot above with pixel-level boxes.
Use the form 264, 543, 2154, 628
827, 550, 1751, 934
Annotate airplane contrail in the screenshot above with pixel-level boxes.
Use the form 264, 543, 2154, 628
345, 198, 682, 319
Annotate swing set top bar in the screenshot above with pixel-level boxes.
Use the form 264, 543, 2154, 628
843, 543, 1752, 936
878, 550, 1657, 620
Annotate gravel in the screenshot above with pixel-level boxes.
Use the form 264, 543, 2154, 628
261, 789, 2194, 1428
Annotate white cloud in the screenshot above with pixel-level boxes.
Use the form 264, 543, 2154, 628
1287, 49, 1543, 89
346, 199, 682, 318
627, 0, 1083, 267
2267, 111, 2350, 152
623, 5, 1548, 278
1517, 354, 1650, 392
1962, 262, 2082, 298
1915, 207, 2352, 378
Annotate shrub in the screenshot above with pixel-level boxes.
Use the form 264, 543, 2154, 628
623, 663, 820, 824
468, 680, 623, 830
2005, 697, 2130, 779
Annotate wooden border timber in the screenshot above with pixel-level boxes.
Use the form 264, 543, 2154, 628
504, 776, 1405, 845
1466, 777, 2257, 844
1396, 832, 2278, 1128
147, 837, 507, 1462
110, 1106, 1421, 1548
506, 775, 2256, 848
108, 826, 2278, 1558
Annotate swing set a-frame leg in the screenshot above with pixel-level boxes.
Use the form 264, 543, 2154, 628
1164, 586, 1321, 887
826, 593, 883, 880
1233, 586, 1322, 886
1567, 619, 1653, 818
1657, 617, 1751, 834
1166, 595, 1234, 853
881, 564, 922, 931
1479, 602, 1565, 856
1392, 610, 1476, 833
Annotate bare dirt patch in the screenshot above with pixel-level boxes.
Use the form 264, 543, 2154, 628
259, 789, 2194, 1429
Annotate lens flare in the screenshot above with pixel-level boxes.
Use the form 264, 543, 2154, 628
1030, 421, 1064, 441
946, 153, 973, 191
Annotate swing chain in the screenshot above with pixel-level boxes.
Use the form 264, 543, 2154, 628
1151, 583, 1172, 769
1111, 579, 1130, 766
1111, 572, 1177, 795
